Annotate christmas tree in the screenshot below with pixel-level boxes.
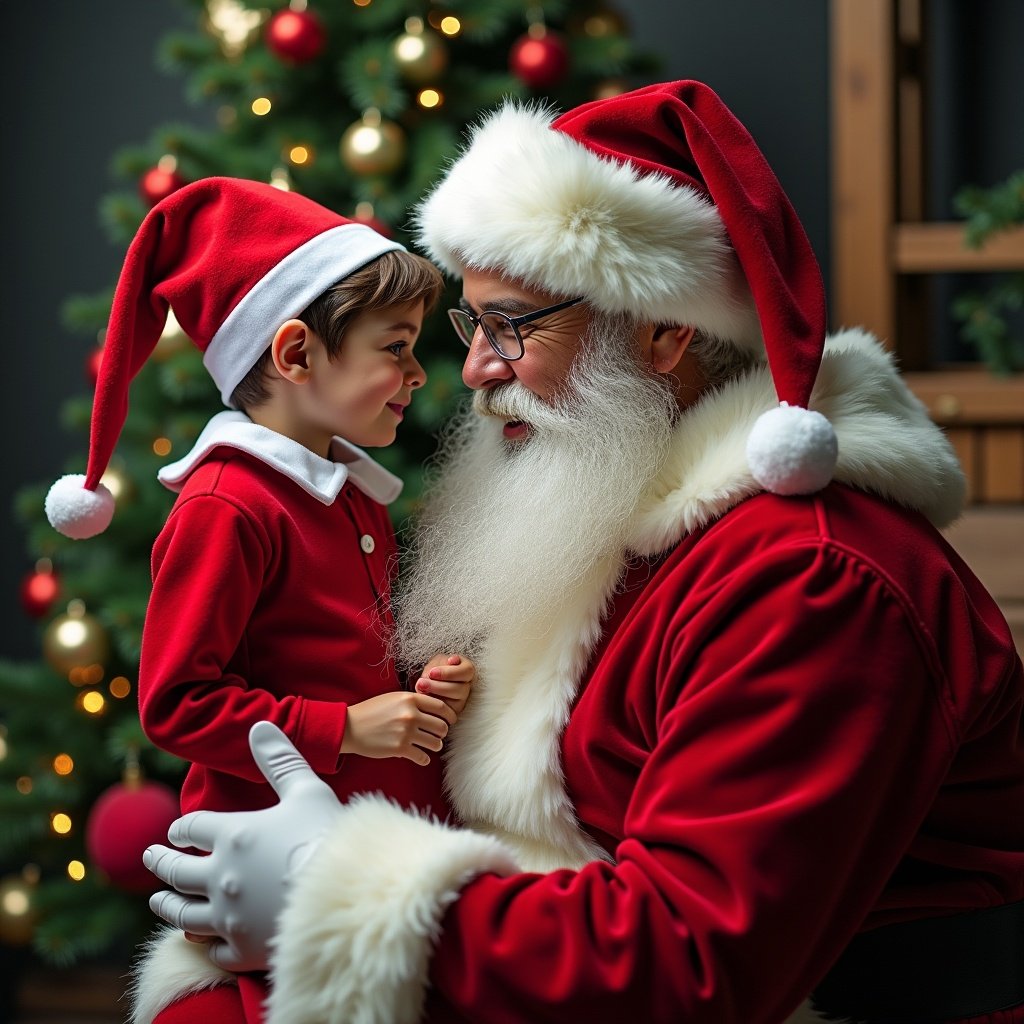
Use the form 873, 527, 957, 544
0, 0, 655, 968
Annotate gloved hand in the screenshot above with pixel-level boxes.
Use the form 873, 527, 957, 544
143, 721, 344, 972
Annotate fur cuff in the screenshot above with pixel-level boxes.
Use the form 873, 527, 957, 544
267, 793, 519, 1024
128, 926, 236, 1024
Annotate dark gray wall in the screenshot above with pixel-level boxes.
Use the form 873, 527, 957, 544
2, 1, 1021, 660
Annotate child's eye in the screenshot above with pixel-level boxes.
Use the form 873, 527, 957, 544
386, 341, 406, 356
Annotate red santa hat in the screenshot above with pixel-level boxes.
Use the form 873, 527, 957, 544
415, 79, 838, 495
46, 176, 403, 539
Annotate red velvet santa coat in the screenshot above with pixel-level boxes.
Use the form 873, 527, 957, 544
132, 332, 1024, 1024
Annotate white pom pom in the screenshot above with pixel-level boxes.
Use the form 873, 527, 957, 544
746, 403, 838, 496
45, 474, 116, 539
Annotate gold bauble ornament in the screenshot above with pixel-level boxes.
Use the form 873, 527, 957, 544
0, 871, 39, 947
99, 464, 134, 505
203, 0, 267, 59
43, 601, 110, 677
340, 109, 407, 176
153, 308, 191, 362
392, 17, 448, 84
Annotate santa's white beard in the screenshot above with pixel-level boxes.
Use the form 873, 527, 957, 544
394, 317, 678, 669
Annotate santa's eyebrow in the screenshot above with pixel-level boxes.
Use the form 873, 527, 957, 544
458, 297, 533, 317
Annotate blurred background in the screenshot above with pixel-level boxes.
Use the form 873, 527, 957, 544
0, 0, 1021, 1019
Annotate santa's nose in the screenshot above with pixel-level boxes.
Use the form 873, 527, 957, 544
462, 327, 514, 391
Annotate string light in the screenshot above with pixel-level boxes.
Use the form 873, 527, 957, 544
417, 88, 443, 109
51, 813, 72, 836
252, 97, 272, 116
288, 145, 311, 165
153, 438, 172, 457
53, 754, 74, 776
78, 691, 106, 716
270, 167, 292, 191
67, 861, 86, 882
16, 777, 32, 795
109, 677, 132, 699
440, 16, 461, 36
0, 725, 7, 763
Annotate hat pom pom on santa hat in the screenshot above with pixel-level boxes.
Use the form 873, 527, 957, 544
44, 177, 402, 540
46, 475, 116, 540
747, 404, 838, 496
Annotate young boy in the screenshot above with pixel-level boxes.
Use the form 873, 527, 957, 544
45, 178, 473, 1023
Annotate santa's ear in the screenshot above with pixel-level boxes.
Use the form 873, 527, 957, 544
270, 320, 314, 383
650, 324, 696, 374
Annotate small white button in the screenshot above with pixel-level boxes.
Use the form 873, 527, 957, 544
360, 534, 375, 554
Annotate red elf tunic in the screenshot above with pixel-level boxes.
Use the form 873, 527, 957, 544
136, 411, 447, 1023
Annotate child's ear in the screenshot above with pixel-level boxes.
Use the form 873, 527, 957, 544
270, 320, 314, 383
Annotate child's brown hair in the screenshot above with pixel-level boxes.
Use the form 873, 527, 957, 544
231, 249, 444, 412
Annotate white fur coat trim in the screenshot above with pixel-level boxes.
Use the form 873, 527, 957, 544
414, 102, 763, 349
268, 794, 518, 1024
128, 926, 235, 1023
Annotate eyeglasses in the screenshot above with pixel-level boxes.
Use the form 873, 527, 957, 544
447, 296, 586, 361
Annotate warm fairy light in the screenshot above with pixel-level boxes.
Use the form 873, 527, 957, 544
67, 861, 86, 882
2, 886, 30, 917
83, 664, 104, 685
109, 676, 131, 699
288, 145, 310, 165
153, 438, 173, 457
0, 725, 7, 763
69, 666, 85, 686
53, 754, 74, 776
353, 0, 371, 7
417, 88, 442, 109
80, 691, 106, 715
99, 468, 126, 499
51, 813, 72, 835
270, 167, 292, 191
251, 97, 272, 116
16, 777, 32, 795
55, 617, 89, 652
440, 16, 461, 36
157, 154, 179, 174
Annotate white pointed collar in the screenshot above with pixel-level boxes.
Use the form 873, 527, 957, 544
156, 411, 403, 506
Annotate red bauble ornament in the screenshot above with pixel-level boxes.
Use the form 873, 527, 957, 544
20, 563, 60, 618
139, 165, 186, 208
509, 27, 569, 89
85, 780, 180, 892
353, 204, 393, 239
266, 8, 326, 64
86, 345, 104, 385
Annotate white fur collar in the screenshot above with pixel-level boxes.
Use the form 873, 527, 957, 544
626, 327, 965, 554
156, 410, 403, 506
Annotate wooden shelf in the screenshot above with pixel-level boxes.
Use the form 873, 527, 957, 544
903, 367, 1024, 423
893, 222, 1024, 273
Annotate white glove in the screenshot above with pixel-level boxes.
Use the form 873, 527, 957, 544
143, 721, 344, 972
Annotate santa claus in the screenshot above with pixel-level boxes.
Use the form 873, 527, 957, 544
138, 80, 1024, 1024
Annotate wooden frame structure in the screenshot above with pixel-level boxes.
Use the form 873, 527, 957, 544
830, 0, 1024, 504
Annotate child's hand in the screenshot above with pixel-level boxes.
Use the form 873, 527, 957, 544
416, 654, 476, 716
341, 691, 455, 766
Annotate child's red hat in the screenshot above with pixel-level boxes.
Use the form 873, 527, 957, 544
46, 177, 402, 539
